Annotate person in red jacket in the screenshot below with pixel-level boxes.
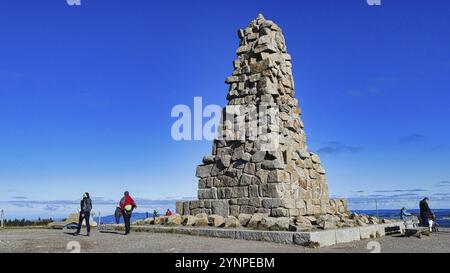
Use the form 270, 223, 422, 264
165, 209, 173, 216
119, 191, 137, 235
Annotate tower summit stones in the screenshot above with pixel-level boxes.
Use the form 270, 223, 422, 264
177, 14, 347, 219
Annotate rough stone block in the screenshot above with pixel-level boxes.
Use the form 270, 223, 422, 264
249, 197, 262, 207
181, 215, 195, 226
310, 153, 321, 164
198, 188, 218, 199
196, 164, 213, 178
294, 230, 337, 247
240, 205, 256, 214
217, 175, 238, 187
238, 213, 252, 226
225, 216, 240, 228
183, 202, 190, 216
236, 198, 249, 205
231, 186, 249, 198
217, 188, 233, 199
236, 230, 293, 244
244, 163, 256, 175
256, 169, 269, 184
208, 215, 225, 227
264, 183, 284, 198
248, 185, 260, 197
262, 159, 285, 170
219, 155, 232, 168
211, 200, 229, 217
176, 201, 184, 215
230, 205, 240, 217
270, 208, 289, 217
240, 174, 254, 186
262, 198, 283, 208
194, 213, 209, 226
267, 170, 290, 183
189, 200, 204, 210
189, 228, 236, 239
191, 208, 211, 215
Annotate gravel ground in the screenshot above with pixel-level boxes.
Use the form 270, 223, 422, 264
1, 228, 449, 253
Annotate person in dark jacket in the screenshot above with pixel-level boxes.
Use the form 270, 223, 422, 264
119, 191, 137, 235
419, 197, 433, 227
75, 192, 92, 236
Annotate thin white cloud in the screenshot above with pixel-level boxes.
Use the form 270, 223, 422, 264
314, 141, 362, 155
399, 134, 426, 143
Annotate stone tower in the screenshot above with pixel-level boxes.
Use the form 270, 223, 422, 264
177, 14, 346, 218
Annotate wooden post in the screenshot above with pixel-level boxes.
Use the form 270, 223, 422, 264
98, 211, 101, 226
375, 200, 379, 219
1, 209, 4, 228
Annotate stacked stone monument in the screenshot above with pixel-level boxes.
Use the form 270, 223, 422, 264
177, 14, 347, 219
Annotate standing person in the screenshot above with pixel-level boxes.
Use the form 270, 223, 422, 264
75, 192, 92, 236
119, 191, 137, 235
165, 209, 173, 216
419, 197, 433, 227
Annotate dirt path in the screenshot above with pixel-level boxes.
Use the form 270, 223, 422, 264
1, 228, 449, 253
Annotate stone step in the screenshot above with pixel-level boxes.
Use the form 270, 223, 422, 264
101, 221, 406, 248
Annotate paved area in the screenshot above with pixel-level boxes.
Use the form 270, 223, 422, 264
0, 228, 449, 253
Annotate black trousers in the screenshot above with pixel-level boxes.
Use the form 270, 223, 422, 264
76, 211, 90, 233
123, 212, 132, 234
421, 211, 431, 227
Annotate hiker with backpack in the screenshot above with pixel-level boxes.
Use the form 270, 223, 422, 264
119, 191, 137, 235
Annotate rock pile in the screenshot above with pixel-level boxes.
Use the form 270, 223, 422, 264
177, 14, 347, 218
132, 212, 391, 232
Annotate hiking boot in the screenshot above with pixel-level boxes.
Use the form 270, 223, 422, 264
87, 232, 90, 237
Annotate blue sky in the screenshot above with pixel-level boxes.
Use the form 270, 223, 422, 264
1, 0, 449, 219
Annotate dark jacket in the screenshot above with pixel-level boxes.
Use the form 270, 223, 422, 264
419, 200, 431, 217
80, 197, 92, 213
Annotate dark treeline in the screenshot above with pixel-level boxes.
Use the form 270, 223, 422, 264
3, 218, 55, 227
